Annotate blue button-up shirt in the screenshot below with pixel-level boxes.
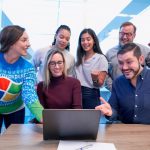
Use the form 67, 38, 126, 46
108, 67, 150, 124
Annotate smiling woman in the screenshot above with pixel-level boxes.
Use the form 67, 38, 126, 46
0, 25, 43, 133
32, 25, 75, 83
75, 28, 108, 109
36, 49, 82, 110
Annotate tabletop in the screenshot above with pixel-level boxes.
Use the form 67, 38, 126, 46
0, 124, 150, 150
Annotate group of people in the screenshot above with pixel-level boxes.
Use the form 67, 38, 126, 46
105, 22, 150, 91
33, 26, 108, 111
0, 21, 150, 133
96, 22, 150, 124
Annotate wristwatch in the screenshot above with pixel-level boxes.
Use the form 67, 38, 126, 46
93, 79, 98, 84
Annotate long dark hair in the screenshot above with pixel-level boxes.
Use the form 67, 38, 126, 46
0, 25, 25, 53
76, 28, 104, 66
52, 25, 71, 50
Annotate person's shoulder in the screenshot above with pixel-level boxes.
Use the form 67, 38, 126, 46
38, 45, 52, 51
136, 43, 150, 51
115, 75, 126, 83
106, 45, 119, 53
112, 75, 127, 89
34, 45, 51, 55
20, 57, 35, 69
63, 50, 75, 64
37, 81, 45, 91
95, 53, 108, 62
37, 81, 44, 87
63, 50, 74, 58
106, 45, 119, 57
144, 66, 150, 74
96, 53, 106, 58
66, 76, 80, 84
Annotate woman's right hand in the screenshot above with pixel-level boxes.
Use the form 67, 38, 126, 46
91, 70, 99, 82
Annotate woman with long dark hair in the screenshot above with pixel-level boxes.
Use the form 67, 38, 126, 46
75, 28, 108, 109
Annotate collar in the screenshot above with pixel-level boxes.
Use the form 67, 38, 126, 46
138, 66, 148, 80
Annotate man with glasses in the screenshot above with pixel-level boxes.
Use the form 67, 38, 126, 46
105, 22, 150, 91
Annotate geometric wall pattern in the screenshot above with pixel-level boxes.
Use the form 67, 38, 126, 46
98, 0, 150, 41
1, 0, 150, 55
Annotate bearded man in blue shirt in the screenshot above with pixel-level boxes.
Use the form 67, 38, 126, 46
96, 42, 150, 124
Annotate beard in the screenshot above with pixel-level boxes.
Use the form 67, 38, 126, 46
122, 63, 141, 80
119, 41, 132, 48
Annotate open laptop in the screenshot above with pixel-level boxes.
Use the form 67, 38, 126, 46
43, 109, 100, 140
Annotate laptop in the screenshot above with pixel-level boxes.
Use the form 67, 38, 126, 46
43, 109, 100, 140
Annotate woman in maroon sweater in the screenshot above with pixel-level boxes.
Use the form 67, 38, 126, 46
37, 49, 82, 109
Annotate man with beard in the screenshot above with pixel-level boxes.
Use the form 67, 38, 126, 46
95, 43, 150, 124
105, 22, 150, 91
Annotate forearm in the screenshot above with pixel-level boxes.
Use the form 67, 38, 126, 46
93, 71, 107, 87
26, 100, 44, 122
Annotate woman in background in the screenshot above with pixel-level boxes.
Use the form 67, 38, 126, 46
0, 25, 43, 133
75, 28, 108, 109
32, 25, 75, 83
37, 49, 82, 109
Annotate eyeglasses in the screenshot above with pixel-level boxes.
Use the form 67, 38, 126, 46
49, 61, 64, 67
119, 32, 134, 37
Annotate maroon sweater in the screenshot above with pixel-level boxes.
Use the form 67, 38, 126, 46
37, 76, 82, 109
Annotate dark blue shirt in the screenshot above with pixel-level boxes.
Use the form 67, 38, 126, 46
108, 67, 150, 124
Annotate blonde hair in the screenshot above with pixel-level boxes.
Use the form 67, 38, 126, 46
43, 49, 66, 88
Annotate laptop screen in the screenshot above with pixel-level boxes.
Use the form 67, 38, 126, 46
43, 109, 100, 140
